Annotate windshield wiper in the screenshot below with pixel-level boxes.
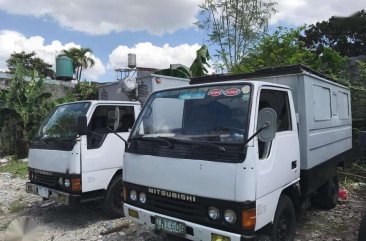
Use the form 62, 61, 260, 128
160, 137, 226, 152
129, 136, 173, 148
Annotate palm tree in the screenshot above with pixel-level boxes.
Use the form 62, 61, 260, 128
63, 47, 95, 81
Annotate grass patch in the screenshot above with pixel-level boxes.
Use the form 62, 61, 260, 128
0, 157, 28, 178
9, 200, 26, 214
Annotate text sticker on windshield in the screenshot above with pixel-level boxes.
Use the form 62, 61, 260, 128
179, 92, 205, 99
207, 89, 223, 97
223, 88, 241, 96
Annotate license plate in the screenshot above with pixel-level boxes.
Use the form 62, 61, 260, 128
37, 186, 49, 198
155, 216, 186, 236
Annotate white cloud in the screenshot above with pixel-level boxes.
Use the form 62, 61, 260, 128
0, 30, 105, 80
0, 0, 201, 35
108, 42, 203, 70
271, 0, 366, 25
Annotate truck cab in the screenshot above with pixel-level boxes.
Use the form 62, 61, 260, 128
123, 66, 352, 241
26, 100, 140, 217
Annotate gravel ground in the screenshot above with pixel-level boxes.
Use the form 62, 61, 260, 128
0, 172, 365, 241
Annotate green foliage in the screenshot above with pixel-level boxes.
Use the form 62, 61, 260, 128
0, 65, 63, 155
196, 0, 277, 71
154, 45, 211, 78
62, 47, 95, 81
302, 9, 366, 57
6, 51, 55, 79
190, 45, 211, 77
233, 26, 349, 84
9, 200, 26, 213
74, 81, 98, 100
0, 159, 28, 178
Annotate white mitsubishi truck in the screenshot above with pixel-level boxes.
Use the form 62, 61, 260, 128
26, 100, 140, 217
122, 65, 352, 240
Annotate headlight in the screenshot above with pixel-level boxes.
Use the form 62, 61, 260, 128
208, 207, 220, 220
224, 210, 237, 224
130, 190, 137, 201
58, 177, 63, 186
64, 179, 70, 187
139, 192, 147, 204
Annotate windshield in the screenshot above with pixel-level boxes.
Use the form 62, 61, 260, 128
130, 84, 251, 144
36, 102, 91, 139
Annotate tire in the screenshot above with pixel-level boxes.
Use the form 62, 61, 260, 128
103, 175, 124, 218
315, 175, 339, 210
268, 195, 296, 241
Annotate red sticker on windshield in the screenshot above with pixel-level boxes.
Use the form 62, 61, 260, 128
224, 88, 241, 96
207, 89, 222, 97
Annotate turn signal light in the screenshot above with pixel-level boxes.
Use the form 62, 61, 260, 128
71, 178, 81, 192
242, 208, 256, 230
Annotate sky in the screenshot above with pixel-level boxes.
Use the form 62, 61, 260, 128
0, 0, 365, 82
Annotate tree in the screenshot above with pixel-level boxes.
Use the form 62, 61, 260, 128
0, 65, 73, 156
234, 27, 349, 83
302, 9, 366, 57
196, 0, 277, 71
63, 47, 95, 81
6, 51, 55, 78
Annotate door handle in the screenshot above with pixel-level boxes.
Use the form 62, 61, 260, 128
291, 160, 297, 169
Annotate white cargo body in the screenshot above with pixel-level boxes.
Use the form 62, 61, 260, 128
243, 69, 352, 195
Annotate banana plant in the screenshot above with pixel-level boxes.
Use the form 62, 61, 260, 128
154, 45, 211, 78
0, 65, 52, 141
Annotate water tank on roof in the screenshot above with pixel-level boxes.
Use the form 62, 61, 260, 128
128, 53, 136, 69
56, 55, 73, 80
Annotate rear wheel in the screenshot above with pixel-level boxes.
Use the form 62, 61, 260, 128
103, 175, 124, 218
313, 175, 339, 210
268, 195, 296, 241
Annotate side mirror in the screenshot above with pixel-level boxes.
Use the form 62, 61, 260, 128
257, 108, 277, 143
77, 116, 88, 136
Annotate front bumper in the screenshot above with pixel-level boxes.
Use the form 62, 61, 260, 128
26, 182, 80, 207
124, 203, 256, 241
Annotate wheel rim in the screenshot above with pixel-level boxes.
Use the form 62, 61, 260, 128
276, 212, 291, 240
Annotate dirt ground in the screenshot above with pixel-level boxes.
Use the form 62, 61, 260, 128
0, 172, 365, 241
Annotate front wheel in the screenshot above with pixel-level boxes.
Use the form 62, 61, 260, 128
103, 175, 124, 218
268, 195, 296, 241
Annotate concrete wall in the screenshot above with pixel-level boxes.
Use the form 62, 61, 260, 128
0, 72, 75, 99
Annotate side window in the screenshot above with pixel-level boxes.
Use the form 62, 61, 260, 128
116, 106, 135, 132
313, 85, 331, 121
259, 89, 292, 132
258, 89, 291, 159
87, 106, 135, 149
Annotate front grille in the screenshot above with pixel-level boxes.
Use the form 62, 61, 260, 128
32, 173, 58, 188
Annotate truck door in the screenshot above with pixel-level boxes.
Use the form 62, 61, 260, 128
255, 88, 300, 200
80, 105, 135, 192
